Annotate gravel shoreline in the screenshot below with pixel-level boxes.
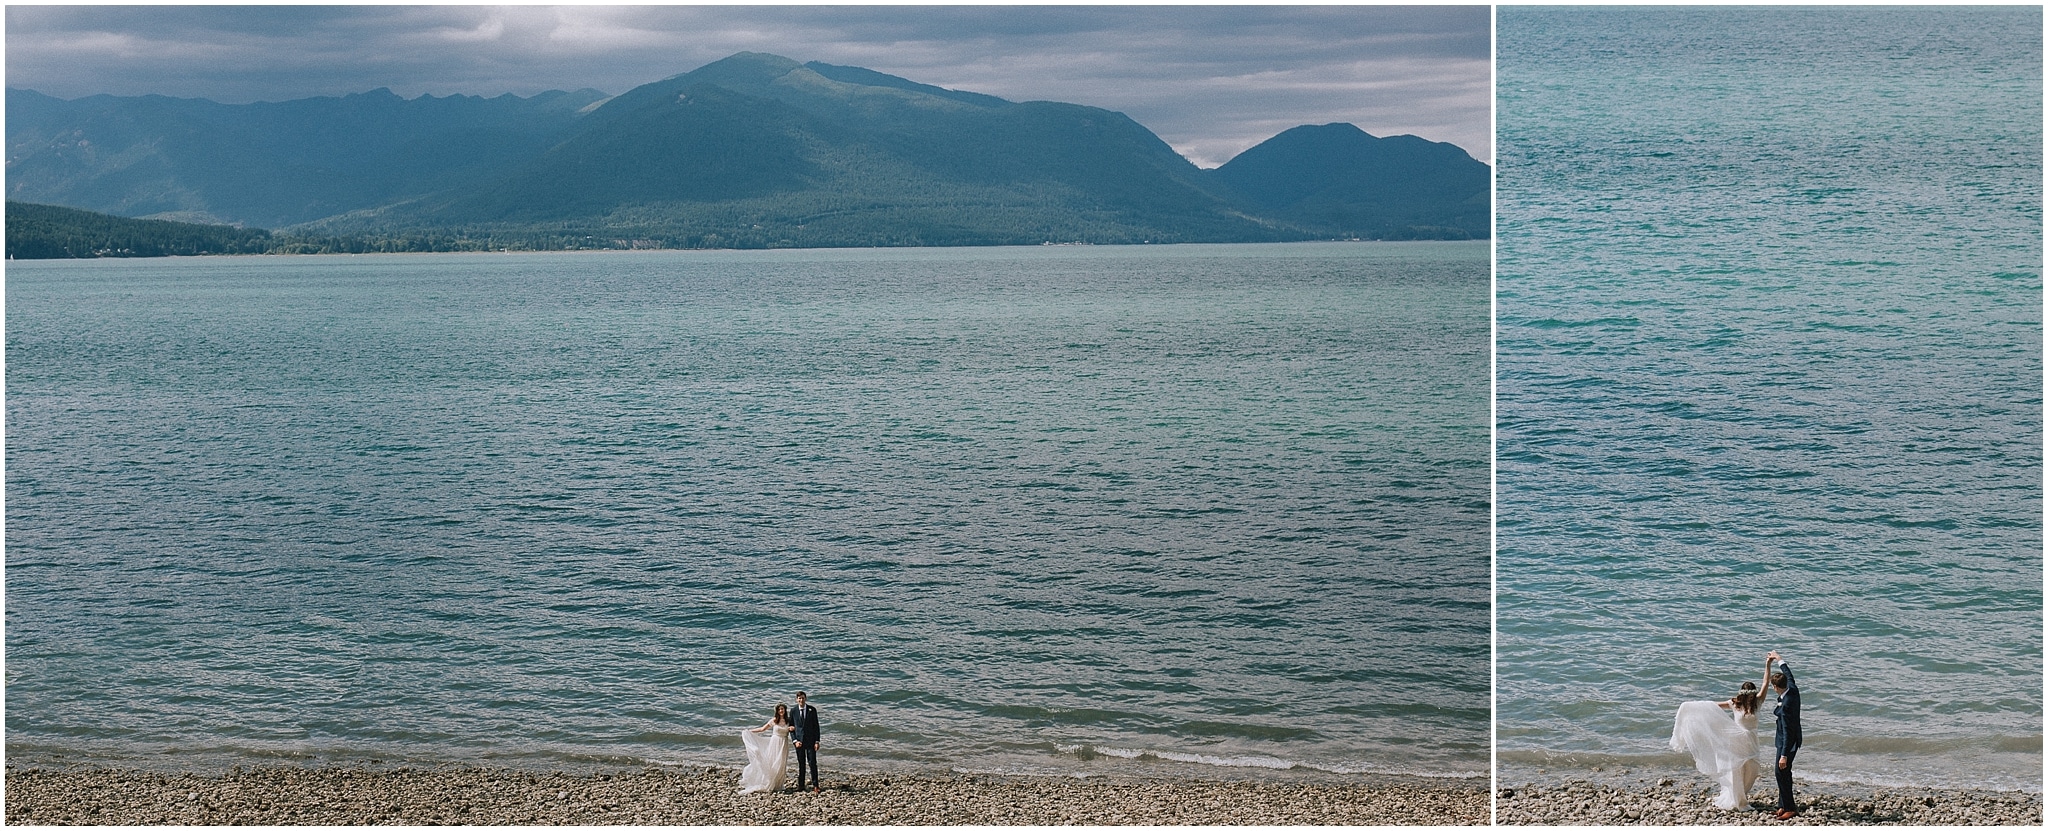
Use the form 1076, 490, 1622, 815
1496, 775, 2042, 826
6, 764, 1488, 825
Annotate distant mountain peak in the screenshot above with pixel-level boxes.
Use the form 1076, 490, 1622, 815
1210, 121, 1489, 239
587, 51, 1015, 127
1241, 122, 1478, 161
802, 61, 1011, 108
1287, 122, 1373, 137
674, 51, 806, 86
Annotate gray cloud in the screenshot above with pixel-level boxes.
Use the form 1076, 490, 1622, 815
5, 5, 1491, 166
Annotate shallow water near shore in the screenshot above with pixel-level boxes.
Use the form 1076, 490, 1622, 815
6, 241, 1490, 781
1496, 8, 2042, 793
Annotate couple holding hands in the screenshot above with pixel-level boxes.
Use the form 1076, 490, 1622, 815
1670, 651, 1803, 819
737, 691, 823, 795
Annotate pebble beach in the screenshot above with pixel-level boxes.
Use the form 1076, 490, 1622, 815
5, 764, 1489, 825
1496, 775, 2043, 826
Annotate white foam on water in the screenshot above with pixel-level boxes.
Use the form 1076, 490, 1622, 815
1052, 743, 1486, 779
643, 757, 737, 771
1499, 752, 2044, 795
1798, 763, 2043, 795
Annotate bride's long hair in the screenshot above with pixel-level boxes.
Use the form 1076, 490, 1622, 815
774, 703, 790, 725
1731, 681, 1762, 715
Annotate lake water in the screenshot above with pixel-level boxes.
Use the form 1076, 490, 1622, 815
1496, 8, 2042, 792
5, 242, 1491, 780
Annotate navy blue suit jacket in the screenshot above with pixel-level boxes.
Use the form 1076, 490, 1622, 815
791, 703, 821, 746
1773, 662, 1801, 757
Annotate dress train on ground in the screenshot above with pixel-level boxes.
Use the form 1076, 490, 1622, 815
737, 725, 791, 794
1670, 700, 1761, 810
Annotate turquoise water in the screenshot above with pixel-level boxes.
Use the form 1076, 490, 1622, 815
6, 242, 1491, 779
1497, 8, 2042, 791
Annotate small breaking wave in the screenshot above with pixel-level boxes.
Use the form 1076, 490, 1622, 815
1497, 747, 2042, 794
1052, 743, 1484, 779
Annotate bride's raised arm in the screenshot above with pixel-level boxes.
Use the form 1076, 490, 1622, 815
749, 719, 776, 733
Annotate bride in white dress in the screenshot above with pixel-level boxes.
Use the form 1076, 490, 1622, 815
1670, 675, 1766, 810
737, 704, 792, 794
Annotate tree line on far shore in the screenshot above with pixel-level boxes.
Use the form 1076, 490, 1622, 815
8, 202, 276, 258
4, 202, 654, 259
8, 197, 1480, 261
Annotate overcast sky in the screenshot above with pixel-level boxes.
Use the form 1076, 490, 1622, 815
5, 5, 1491, 168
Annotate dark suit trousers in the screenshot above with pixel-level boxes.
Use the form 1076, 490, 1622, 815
795, 742, 819, 789
1774, 746, 1797, 812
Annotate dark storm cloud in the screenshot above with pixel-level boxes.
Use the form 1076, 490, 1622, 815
4, 6, 1491, 166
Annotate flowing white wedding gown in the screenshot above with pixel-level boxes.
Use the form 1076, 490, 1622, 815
737, 724, 791, 794
1670, 700, 1762, 810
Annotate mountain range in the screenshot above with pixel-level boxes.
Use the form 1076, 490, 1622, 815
6, 52, 1489, 247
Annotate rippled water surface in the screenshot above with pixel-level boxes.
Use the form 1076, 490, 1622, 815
1497, 8, 2042, 791
7, 242, 1490, 779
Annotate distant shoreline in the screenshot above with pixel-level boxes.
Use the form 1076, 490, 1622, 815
6, 763, 1489, 825
7, 236, 1484, 263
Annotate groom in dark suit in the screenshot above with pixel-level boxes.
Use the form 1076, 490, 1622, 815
791, 691, 821, 793
1767, 651, 1801, 820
